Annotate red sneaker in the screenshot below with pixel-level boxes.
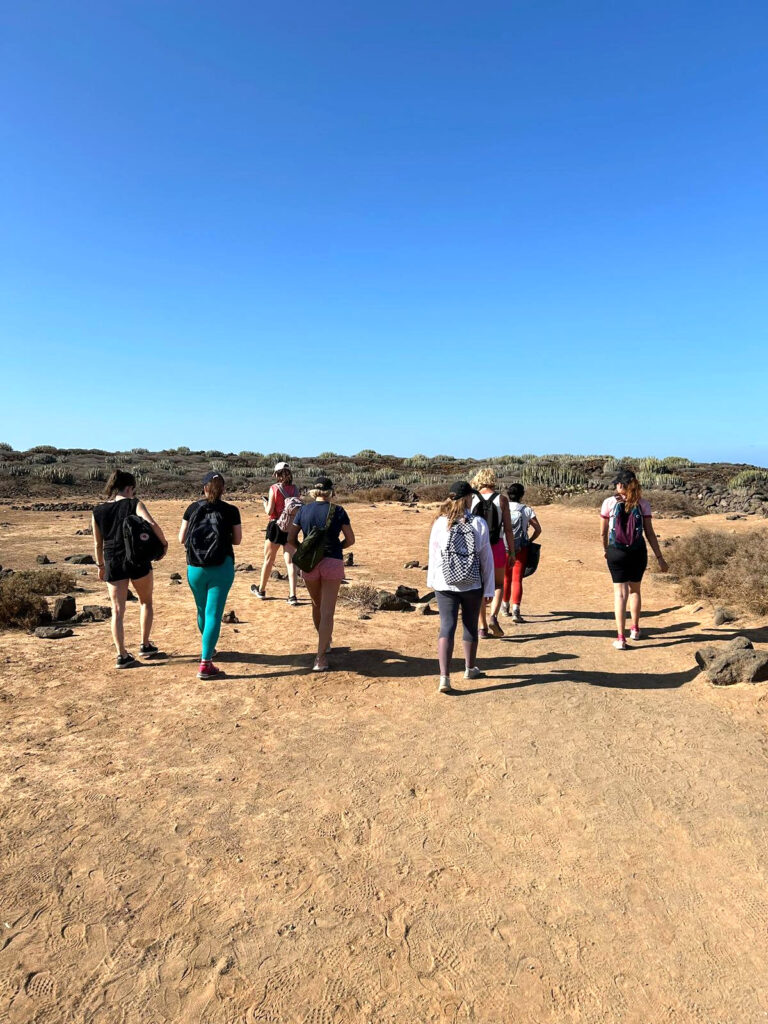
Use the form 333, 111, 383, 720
197, 661, 223, 680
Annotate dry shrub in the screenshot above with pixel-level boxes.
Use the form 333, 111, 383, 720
15, 568, 77, 594
339, 582, 379, 613
0, 577, 49, 629
343, 487, 411, 504
564, 488, 698, 515
665, 528, 768, 615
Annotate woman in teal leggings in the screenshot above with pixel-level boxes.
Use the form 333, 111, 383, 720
179, 472, 242, 680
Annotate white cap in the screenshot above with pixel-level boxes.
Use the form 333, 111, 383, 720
273, 461, 289, 473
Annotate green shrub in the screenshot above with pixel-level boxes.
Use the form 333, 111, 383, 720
354, 449, 379, 460
316, 451, 339, 459
728, 470, 768, 491
28, 445, 58, 454
239, 450, 262, 458
5, 464, 30, 477
87, 468, 106, 481
131, 447, 149, 455
210, 460, 228, 473
637, 472, 684, 490
26, 452, 58, 464
0, 442, 13, 452
33, 466, 75, 484
662, 456, 693, 469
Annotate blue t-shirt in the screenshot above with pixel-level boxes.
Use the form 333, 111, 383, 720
293, 502, 350, 561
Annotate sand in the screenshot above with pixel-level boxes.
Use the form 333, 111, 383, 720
1, 500, 767, 1023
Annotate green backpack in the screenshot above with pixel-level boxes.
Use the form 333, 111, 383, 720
292, 503, 336, 573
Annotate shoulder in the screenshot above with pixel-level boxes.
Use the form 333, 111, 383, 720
335, 503, 349, 518
472, 515, 488, 534
182, 501, 201, 520
224, 500, 241, 520
600, 496, 616, 518
525, 505, 535, 516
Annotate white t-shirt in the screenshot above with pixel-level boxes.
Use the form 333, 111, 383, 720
427, 515, 495, 597
470, 491, 503, 546
600, 496, 652, 519
508, 501, 535, 550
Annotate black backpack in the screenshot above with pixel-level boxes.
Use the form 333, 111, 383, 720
474, 492, 502, 545
185, 500, 230, 567
292, 503, 335, 573
123, 503, 165, 564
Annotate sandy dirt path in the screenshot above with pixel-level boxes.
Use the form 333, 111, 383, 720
1, 500, 767, 1023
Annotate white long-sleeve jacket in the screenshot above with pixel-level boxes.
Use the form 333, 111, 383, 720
427, 515, 495, 599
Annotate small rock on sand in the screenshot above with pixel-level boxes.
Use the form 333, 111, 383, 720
53, 596, 76, 621
35, 626, 74, 640
65, 554, 95, 565
36, 554, 51, 564
221, 610, 240, 624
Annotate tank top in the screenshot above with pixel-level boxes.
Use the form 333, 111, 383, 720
93, 497, 138, 560
269, 483, 298, 521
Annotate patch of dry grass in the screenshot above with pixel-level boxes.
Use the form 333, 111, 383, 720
663, 528, 768, 616
339, 582, 380, 613
0, 568, 77, 631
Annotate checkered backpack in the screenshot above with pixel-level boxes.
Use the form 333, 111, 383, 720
441, 514, 482, 587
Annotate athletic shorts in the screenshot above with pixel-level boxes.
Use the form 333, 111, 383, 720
266, 520, 289, 545
105, 559, 152, 584
606, 544, 648, 584
491, 540, 507, 569
301, 557, 345, 582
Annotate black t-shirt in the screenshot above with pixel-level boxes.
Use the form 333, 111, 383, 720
182, 499, 241, 564
293, 502, 350, 560
93, 497, 139, 562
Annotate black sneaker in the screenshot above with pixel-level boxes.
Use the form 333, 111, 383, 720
116, 653, 137, 669
250, 585, 266, 599
287, 595, 298, 606
139, 642, 159, 658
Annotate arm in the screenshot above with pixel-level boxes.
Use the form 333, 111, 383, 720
600, 518, 609, 552
231, 524, 242, 546
285, 521, 300, 556
499, 495, 515, 567
263, 487, 276, 518
477, 524, 496, 600
137, 501, 168, 556
92, 515, 105, 582
529, 515, 542, 542
340, 523, 355, 550
643, 518, 668, 572
179, 518, 189, 545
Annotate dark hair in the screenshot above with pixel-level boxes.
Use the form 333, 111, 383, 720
612, 469, 641, 511
507, 482, 525, 501
278, 467, 293, 485
205, 476, 225, 503
104, 469, 136, 499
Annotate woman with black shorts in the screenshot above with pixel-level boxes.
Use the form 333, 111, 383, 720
92, 470, 168, 668
601, 469, 667, 650
252, 462, 300, 604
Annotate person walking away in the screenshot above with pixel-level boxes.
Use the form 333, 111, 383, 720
600, 469, 667, 649
285, 477, 354, 672
470, 468, 515, 639
502, 482, 541, 622
179, 472, 242, 680
92, 470, 168, 668
427, 481, 495, 694
252, 462, 301, 604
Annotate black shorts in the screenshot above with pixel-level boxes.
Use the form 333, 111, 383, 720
606, 544, 648, 584
105, 560, 152, 584
265, 520, 288, 545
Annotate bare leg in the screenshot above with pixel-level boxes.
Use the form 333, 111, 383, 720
613, 582, 629, 636
258, 540, 281, 594
283, 548, 297, 598
303, 577, 322, 634
315, 580, 342, 668
489, 567, 505, 619
131, 572, 154, 645
628, 583, 642, 628
107, 580, 128, 656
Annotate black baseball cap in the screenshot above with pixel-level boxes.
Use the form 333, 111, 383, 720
313, 476, 333, 490
203, 471, 224, 486
611, 469, 637, 486
448, 481, 474, 499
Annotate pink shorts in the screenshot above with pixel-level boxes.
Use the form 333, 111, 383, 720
492, 540, 507, 569
301, 557, 346, 582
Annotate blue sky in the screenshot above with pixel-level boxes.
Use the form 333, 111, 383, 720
1, 1, 766, 463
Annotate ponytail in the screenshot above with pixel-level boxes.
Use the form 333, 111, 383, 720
624, 477, 642, 512
204, 477, 225, 503
103, 469, 136, 499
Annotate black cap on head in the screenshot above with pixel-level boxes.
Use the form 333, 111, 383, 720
448, 481, 473, 500
611, 469, 637, 486
313, 476, 333, 491
203, 471, 224, 487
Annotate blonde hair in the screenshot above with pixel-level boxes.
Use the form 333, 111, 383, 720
309, 487, 333, 500
436, 496, 472, 530
204, 477, 225, 502
470, 467, 497, 490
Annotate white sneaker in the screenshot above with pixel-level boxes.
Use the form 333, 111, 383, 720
438, 676, 452, 694
511, 608, 524, 623
629, 628, 642, 641
464, 665, 485, 680
613, 638, 629, 651
501, 602, 511, 617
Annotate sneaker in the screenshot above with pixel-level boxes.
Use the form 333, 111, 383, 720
116, 653, 137, 669
438, 676, 452, 694
511, 609, 524, 624
464, 665, 485, 680
250, 585, 266, 599
612, 638, 629, 651
488, 617, 505, 638
629, 628, 642, 641
478, 628, 490, 640
197, 661, 223, 680
501, 602, 511, 617
138, 642, 158, 658
287, 595, 299, 606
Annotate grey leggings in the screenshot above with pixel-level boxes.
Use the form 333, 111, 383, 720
436, 588, 484, 643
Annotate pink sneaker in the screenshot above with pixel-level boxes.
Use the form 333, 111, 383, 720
197, 661, 223, 680
629, 628, 642, 641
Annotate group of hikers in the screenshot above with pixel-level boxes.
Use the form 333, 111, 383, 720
91, 461, 668, 691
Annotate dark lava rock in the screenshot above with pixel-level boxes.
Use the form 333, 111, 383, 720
418, 603, 436, 615
36, 554, 51, 565
695, 637, 768, 685
53, 595, 76, 621
376, 590, 413, 612
82, 604, 111, 622
75, 526, 93, 535
395, 585, 420, 604
65, 554, 95, 565
344, 552, 354, 567
35, 626, 74, 639
170, 572, 182, 580
270, 569, 286, 581
235, 563, 255, 572
403, 560, 420, 569
221, 610, 240, 624
713, 606, 735, 626
126, 590, 138, 602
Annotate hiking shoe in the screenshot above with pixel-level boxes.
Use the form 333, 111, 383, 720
438, 676, 452, 694
629, 628, 642, 641
250, 585, 266, 599
138, 642, 159, 658
488, 617, 504, 638
501, 602, 511, 617
612, 638, 629, 651
116, 653, 137, 669
464, 665, 485, 680
478, 628, 490, 640
511, 609, 524, 624
197, 661, 223, 680
287, 595, 298, 606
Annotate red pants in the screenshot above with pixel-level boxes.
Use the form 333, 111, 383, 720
503, 545, 529, 605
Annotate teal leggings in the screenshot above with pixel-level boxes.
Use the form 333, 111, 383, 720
186, 557, 235, 662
